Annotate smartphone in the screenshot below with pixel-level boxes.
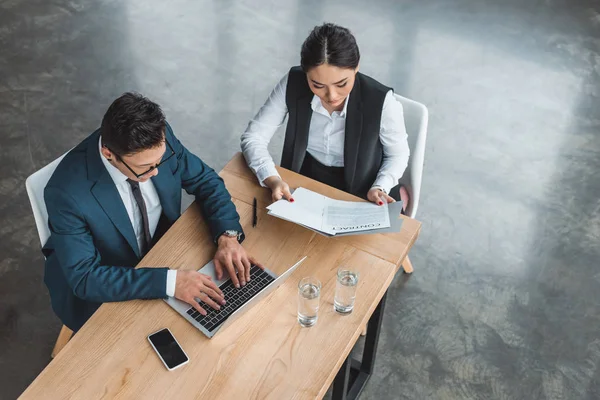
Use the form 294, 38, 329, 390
147, 328, 189, 371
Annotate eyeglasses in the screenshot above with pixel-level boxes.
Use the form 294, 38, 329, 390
105, 140, 176, 178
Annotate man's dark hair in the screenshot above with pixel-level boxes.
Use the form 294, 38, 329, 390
300, 23, 360, 72
100, 92, 166, 156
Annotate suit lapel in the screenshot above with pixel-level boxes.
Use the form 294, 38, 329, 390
86, 133, 140, 258
344, 76, 363, 194
91, 177, 141, 258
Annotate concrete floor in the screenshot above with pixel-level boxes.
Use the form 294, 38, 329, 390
1, 0, 600, 399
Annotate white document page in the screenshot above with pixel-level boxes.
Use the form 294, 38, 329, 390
323, 200, 390, 234
267, 187, 391, 235
266, 188, 334, 234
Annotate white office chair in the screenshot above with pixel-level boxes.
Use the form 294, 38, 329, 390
26, 153, 68, 248
25, 151, 74, 358
395, 94, 429, 273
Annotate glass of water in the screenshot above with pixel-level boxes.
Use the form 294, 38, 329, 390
298, 277, 321, 327
334, 268, 359, 314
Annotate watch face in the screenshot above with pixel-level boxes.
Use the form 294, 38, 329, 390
224, 230, 238, 237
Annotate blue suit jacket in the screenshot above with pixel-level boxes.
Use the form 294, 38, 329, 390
43, 123, 243, 331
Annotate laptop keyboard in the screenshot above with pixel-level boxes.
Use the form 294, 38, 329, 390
185, 265, 275, 332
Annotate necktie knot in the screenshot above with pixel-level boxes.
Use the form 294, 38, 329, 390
127, 179, 140, 190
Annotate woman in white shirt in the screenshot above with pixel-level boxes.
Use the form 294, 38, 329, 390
241, 23, 410, 208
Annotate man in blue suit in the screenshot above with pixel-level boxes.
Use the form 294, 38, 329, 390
43, 92, 261, 331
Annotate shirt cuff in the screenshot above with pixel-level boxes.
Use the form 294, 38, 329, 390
371, 176, 396, 195
256, 163, 281, 187
166, 270, 177, 297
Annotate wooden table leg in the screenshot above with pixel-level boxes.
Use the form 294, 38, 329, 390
51, 325, 73, 358
402, 255, 414, 274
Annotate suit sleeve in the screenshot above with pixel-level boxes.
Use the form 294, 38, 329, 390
45, 186, 168, 303
166, 123, 243, 241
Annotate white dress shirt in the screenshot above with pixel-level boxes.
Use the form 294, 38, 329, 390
98, 138, 177, 297
241, 73, 410, 193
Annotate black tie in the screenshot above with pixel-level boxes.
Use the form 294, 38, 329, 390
127, 179, 152, 255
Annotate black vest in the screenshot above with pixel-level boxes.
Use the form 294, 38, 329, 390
281, 66, 391, 198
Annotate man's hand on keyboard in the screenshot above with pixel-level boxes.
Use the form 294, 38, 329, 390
175, 270, 226, 316
214, 235, 264, 289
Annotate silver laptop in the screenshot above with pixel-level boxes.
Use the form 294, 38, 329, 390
164, 256, 307, 338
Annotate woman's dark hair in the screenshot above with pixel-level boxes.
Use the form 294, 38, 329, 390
100, 92, 166, 156
300, 23, 360, 72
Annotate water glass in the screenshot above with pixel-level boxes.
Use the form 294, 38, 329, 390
334, 268, 359, 314
298, 277, 321, 327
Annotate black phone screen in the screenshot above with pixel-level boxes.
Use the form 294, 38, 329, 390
148, 328, 188, 370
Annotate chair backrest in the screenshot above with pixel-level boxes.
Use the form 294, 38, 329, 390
394, 94, 429, 218
25, 152, 69, 247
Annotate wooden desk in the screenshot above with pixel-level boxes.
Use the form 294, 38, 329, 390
220, 153, 421, 268
20, 154, 421, 400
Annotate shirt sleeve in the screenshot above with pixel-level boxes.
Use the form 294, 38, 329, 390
240, 73, 289, 186
371, 90, 410, 193
166, 270, 177, 297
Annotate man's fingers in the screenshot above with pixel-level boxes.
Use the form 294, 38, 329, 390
214, 258, 224, 280
224, 257, 240, 288
201, 276, 224, 298
198, 293, 221, 311
202, 286, 225, 304
233, 257, 247, 286
190, 299, 207, 316
241, 256, 252, 282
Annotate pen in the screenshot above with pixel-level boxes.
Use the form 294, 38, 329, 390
252, 197, 257, 228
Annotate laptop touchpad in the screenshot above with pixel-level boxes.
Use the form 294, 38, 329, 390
197, 260, 229, 287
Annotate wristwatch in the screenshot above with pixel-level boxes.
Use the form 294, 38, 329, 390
371, 186, 387, 194
217, 229, 243, 244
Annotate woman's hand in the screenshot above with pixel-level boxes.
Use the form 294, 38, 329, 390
367, 188, 395, 206
264, 176, 294, 203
